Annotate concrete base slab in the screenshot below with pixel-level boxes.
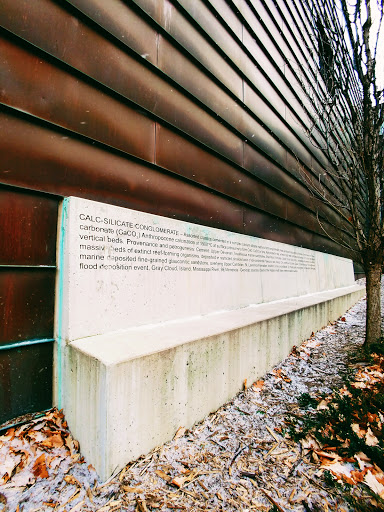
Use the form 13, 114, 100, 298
58, 284, 365, 480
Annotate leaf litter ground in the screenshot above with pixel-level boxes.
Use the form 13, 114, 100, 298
1, 279, 383, 511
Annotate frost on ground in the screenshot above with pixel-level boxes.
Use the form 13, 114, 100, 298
0, 283, 374, 511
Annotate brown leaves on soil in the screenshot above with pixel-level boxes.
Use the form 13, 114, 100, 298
0, 408, 80, 487
295, 351, 384, 506
32, 454, 49, 479
0, 408, 117, 511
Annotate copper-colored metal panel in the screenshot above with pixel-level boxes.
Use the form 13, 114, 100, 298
0, 3, 242, 165
0, 187, 58, 266
179, 0, 315, 157
176, 0, 246, 70
0, 111, 245, 232
0, 109, 352, 247
243, 206, 307, 245
0, 0, 355, 258
242, 206, 349, 258
0, 2, 161, 113
234, 7, 325, 162
0, 36, 156, 163
158, 36, 235, 118
243, 143, 353, 235
0, 341, 53, 424
156, 124, 316, 228
68, 0, 158, 65
244, 144, 302, 197
159, 23, 326, 186
0, 269, 55, 345
156, 124, 266, 202
158, 36, 286, 168
206, 0, 243, 39
155, 125, 355, 244
130, 0, 166, 23
244, 83, 315, 168
134, 0, 244, 98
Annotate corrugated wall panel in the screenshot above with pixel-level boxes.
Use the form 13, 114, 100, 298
0, 342, 53, 424
147, 0, 244, 99
0, 186, 58, 425
0, 0, 357, 258
0, 36, 156, 163
0, 0, 339, 208
0, 188, 58, 266
0, 111, 247, 231
68, 0, 159, 65
0, 269, 55, 346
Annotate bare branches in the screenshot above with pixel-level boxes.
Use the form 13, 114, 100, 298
300, 0, 383, 259
299, 0, 384, 343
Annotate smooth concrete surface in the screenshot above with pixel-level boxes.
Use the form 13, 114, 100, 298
59, 284, 365, 480
57, 197, 356, 342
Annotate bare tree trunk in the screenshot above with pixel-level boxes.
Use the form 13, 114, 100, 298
364, 262, 382, 345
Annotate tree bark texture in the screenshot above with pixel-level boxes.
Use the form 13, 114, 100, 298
364, 262, 382, 345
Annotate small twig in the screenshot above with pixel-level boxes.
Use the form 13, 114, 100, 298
260, 489, 285, 512
266, 425, 280, 442
139, 459, 153, 476
59, 489, 81, 509
265, 442, 279, 457
302, 472, 338, 496
183, 475, 202, 489
229, 444, 247, 467
240, 470, 257, 478
235, 407, 251, 415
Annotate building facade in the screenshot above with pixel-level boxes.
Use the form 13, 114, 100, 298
0, 0, 357, 426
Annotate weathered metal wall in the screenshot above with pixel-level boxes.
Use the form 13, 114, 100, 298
0, 0, 355, 422
0, 186, 58, 423
0, 0, 354, 253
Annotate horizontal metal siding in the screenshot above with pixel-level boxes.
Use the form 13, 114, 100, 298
0, 111, 246, 231
0, 0, 356, 258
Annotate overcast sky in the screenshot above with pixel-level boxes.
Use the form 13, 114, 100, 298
373, 11, 384, 87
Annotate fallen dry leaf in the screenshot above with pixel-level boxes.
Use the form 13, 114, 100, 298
365, 427, 379, 447
316, 450, 342, 462
171, 475, 188, 488
351, 423, 366, 438
326, 462, 356, 484
364, 470, 384, 498
40, 432, 65, 449
155, 469, 171, 483
171, 469, 199, 488
317, 399, 329, 410
252, 380, 264, 392
301, 435, 321, 452
0, 428, 15, 442
32, 453, 49, 479
64, 474, 81, 487
173, 426, 186, 440
122, 485, 145, 493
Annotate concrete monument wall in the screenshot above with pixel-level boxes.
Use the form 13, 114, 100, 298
55, 197, 365, 479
